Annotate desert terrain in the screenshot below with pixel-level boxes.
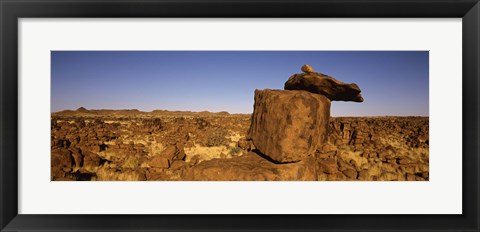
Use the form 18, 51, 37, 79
51, 108, 428, 181
51, 64, 429, 181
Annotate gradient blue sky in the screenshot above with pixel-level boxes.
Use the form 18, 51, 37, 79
51, 51, 428, 116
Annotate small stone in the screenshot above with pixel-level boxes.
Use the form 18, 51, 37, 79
318, 158, 338, 174
342, 168, 358, 179
237, 138, 249, 150
301, 64, 314, 73
149, 155, 170, 168
170, 160, 187, 170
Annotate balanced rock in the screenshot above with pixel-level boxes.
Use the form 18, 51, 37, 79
285, 65, 364, 102
301, 64, 315, 73
248, 89, 330, 163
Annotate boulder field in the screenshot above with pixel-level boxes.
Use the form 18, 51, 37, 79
51, 64, 428, 181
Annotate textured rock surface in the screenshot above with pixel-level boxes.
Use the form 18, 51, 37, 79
248, 89, 331, 163
148, 155, 170, 168
51, 148, 74, 179
285, 66, 363, 102
315, 117, 429, 181
184, 152, 317, 181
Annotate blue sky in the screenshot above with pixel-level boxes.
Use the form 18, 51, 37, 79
51, 51, 428, 116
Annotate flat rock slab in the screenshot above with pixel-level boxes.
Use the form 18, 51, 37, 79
285, 72, 363, 102
248, 89, 330, 163
184, 152, 317, 181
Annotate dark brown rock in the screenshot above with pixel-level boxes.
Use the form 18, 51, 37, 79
248, 89, 331, 163
342, 168, 358, 179
51, 148, 74, 178
175, 148, 186, 161
83, 151, 102, 168
155, 145, 186, 162
71, 152, 83, 168
318, 158, 338, 174
170, 160, 187, 170
284, 65, 363, 102
164, 145, 178, 159
406, 173, 416, 181
337, 157, 351, 171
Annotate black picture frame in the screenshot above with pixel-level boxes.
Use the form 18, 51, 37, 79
1, 0, 479, 231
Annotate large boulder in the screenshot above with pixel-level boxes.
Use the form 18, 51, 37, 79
248, 89, 330, 163
284, 64, 364, 102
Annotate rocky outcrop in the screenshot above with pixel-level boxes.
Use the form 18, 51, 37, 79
248, 89, 331, 163
284, 64, 364, 102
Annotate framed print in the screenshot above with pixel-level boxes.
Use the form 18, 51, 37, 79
1, 0, 479, 231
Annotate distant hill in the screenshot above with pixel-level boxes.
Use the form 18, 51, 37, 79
52, 108, 250, 118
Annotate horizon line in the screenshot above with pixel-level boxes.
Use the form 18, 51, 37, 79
51, 107, 429, 117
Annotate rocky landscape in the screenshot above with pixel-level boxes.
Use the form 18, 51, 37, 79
51, 65, 429, 181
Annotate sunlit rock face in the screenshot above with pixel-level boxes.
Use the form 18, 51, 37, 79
248, 89, 331, 163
